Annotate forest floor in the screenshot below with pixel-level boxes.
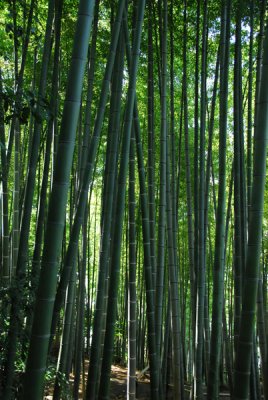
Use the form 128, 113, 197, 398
44, 362, 173, 399
44, 362, 153, 399
43, 362, 231, 399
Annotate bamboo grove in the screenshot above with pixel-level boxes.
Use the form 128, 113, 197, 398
0, 0, 268, 399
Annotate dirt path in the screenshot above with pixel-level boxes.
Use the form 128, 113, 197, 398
44, 364, 231, 399
44, 363, 152, 399
109, 364, 151, 400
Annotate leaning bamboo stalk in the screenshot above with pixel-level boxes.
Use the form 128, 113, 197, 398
98, 2, 147, 397
23, 2, 95, 398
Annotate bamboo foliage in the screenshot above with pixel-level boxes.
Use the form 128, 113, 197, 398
3, 0, 55, 396
0, 2, 268, 400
